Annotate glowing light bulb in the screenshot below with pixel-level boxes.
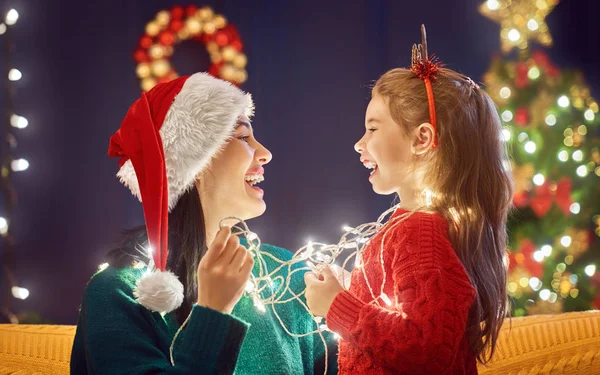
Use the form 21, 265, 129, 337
247, 232, 258, 241
380, 293, 392, 306
539, 289, 551, 300
569, 202, 580, 214
540, 245, 552, 257
342, 225, 353, 233
10, 115, 28, 129
0, 24, 6, 35
501, 110, 513, 122
584, 109, 594, 121
533, 174, 545, 186
558, 150, 568, 162
254, 298, 266, 312
527, 19, 539, 31
533, 251, 544, 262
560, 236, 572, 247
500, 87, 512, 99
545, 114, 556, 126
524, 141, 536, 154
576, 165, 588, 177
584, 264, 596, 277
12, 286, 29, 300
517, 132, 528, 143
486, 0, 500, 10
528, 67, 541, 80
6, 9, 19, 25
0, 217, 8, 235
11, 159, 29, 172
572, 150, 583, 162
529, 277, 542, 291
508, 29, 521, 42
558, 95, 570, 108
8, 68, 21, 81
98, 263, 109, 271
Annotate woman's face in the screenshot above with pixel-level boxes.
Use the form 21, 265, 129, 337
198, 115, 272, 221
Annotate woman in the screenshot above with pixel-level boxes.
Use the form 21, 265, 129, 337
70, 73, 337, 374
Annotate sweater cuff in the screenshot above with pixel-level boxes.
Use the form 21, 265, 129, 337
173, 304, 249, 372
326, 290, 365, 340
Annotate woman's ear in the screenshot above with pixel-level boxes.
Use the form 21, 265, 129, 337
411, 122, 435, 155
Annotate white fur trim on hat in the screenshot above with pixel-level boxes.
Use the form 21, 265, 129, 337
116, 73, 254, 210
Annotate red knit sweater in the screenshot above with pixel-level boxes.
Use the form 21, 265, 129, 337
327, 208, 478, 374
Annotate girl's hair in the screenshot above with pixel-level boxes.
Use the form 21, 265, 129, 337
106, 185, 207, 325
373, 68, 514, 363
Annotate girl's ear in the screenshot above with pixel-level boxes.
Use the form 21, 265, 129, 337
411, 122, 435, 155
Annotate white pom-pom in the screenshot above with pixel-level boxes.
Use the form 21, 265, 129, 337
134, 270, 184, 313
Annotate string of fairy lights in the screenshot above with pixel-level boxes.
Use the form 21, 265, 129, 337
1, 7, 30, 323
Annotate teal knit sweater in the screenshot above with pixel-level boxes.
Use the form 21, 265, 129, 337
70, 243, 338, 374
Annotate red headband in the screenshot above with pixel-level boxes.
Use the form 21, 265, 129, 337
410, 24, 441, 148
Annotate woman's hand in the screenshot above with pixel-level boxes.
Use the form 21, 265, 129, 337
304, 265, 345, 317
197, 226, 254, 314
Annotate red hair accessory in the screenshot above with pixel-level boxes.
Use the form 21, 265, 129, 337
410, 24, 442, 148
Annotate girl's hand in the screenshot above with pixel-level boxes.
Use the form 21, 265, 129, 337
304, 265, 345, 317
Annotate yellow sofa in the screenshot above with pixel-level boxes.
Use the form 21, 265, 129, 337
1, 311, 599, 374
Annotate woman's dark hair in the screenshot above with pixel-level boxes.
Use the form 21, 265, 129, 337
106, 185, 207, 324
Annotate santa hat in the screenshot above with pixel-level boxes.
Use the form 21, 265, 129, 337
108, 72, 254, 313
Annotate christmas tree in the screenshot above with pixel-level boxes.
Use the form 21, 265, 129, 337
480, 0, 600, 316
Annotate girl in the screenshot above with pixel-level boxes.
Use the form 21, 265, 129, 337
305, 26, 513, 374
71, 73, 336, 374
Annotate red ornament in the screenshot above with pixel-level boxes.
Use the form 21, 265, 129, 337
530, 177, 573, 217
133, 48, 150, 63
158, 31, 175, 46
169, 19, 183, 32
515, 63, 529, 88
215, 31, 229, 47
513, 191, 529, 208
231, 40, 243, 51
185, 5, 198, 17
170, 6, 184, 20
208, 61, 224, 77
140, 35, 153, 49
515, 107, 530, 127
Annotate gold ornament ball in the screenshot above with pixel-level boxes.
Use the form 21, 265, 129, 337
234, 70, 248, 84
203, 22, 216, 35
141, 77, 157, 92
213, 15, 227, 29
233, 54, 247, 68
149, 44, 165, 59
210, 52, 222, 64
177, 28, 190, 40
206, 42, 219, 54
220, 64, 236, 81
155, 10, 170, 26
151, 59, 170, 77
222, 46, 236, 62
197, 7, 214, 21
136, 63, 151, 79
186, 18, 202, 35
145, 21, 161, 37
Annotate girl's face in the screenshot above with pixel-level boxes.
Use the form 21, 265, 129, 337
198, 115, 272, 221
354, 95, 417, 196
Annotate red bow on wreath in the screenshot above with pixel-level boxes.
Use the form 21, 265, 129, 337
530, 177, 573, 218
